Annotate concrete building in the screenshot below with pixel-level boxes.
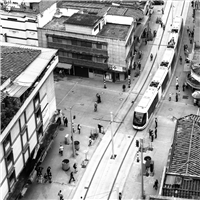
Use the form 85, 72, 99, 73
0, 42, 58, 200
38, 1, 151, 82
0, 0, 57, 46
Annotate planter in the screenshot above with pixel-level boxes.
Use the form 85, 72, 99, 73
62, 159, 70, 171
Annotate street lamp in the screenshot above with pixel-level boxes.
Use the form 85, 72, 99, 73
69, 103, 84, 157
110, 112, 115, 159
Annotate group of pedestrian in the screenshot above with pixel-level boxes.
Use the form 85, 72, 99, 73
36, 166, 52, 184
149, 118, 158, 142
44, 166, 52, 183
133, 59, 141, 71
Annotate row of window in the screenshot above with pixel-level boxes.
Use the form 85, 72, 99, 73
2, 92, 43, 188
48, 36, 107, 50
58, 51, 108, 63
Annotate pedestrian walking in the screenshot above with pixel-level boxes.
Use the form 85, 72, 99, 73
149, 129, 152, 138
69, 171, 75, 184
151, 133, 154, 142
56, 116, 61, 126
153, 179, 159, 190
73, 163, 78, 173
77, 124, 81, 134
179, 56, 182, 64
48, 171, 52, 183
47, 166, 51, 176
169, 93, 172, 101
184, 82, 188, 89
163, 24, 165, 31
98, 123, 102, 133
58, 190, 64, 200
122, 84, 126, 92
64, 117, 68, 127
190, 38, 193, 44
103, 78, 107, 89
133, 62, 137, 70
176, 93, 178, 102
43, 173, 48, 183
154, 127, 157, 139
187, 26, 189, 33
155, 117, 158, 128
94, 102, 98, 112
145, 39, 147, 45
138, 62, 141, 71
176, 81, 179, 90
161, 8, 164, 14
119, 192, 122, 200
96, 93, 101, 103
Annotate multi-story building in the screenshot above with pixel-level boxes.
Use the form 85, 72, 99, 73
186, 3, 200, 92
0, 42, 58, 200
38, 1, 150, 82
0, 0, 57, 46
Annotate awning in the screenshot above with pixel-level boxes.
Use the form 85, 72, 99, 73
57, 63, 72, 69
5, 84, 29, 98
134, 16, 149, 38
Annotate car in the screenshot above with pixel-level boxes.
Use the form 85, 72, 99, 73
152, 0, 164, 5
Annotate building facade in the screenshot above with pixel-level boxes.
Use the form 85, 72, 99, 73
0, 42, 58, 200
0, 0, 57, 46
38, 1, 149, 82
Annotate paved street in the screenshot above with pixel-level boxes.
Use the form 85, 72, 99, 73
22, 2, 199, 200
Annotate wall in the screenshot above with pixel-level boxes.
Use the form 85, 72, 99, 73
65, 24, 93, 35
37, 3, 57, 28
0, 15, 38, 46
106, 15, 133, 25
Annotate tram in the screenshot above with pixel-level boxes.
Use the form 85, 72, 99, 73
132, 17, 183, 130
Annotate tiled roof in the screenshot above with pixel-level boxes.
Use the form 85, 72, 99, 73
1, 46, 41, 84
64, 13, 102, 26
169, 114, 200, 176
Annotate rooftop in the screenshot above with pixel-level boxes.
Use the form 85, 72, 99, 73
44, 16, 69, 30
97, 23, 130, 40
1, 46, 41, 85
169, 114, 200, 176
64, 13, 102, 27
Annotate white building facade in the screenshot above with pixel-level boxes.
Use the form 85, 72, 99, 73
0, 42, 58, 200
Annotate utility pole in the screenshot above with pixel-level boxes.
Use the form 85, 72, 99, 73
110, 112, 115, 159
140, 138, 145, 199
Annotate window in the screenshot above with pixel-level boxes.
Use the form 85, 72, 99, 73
3, 134, 11, 153
81, 41, 92, 48
24, 148, 29, 163
34, 93, 40, 110
22, 129, 28, 148
71, 40, 78, 46
35, 108, 42, 127
96, 43, 102, 49
8, 170, 16, 188
47, 36, 53, 43
78, 54, 92, 61
37, 126, 43, 142
96, 57, 103, 63
20, 113, 26, 130
52, 37, 63, 43
6, 151, 14, 172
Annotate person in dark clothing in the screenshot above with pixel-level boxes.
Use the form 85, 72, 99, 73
149, 129, 152, 138
176, 93, 178, 102
58, 190, 64, 200
151, 133, 154, 142
153, 179, 159, 190
69, 171, 75, 183
44, 173, 48, 183
98, 123, 102, 133
47, 166, 51, 176
56, 117, 61, 126
154, 128, 157, 139
182, 83, 185, 91
96, 93, 101, 103
64, 117, 68, 127
119, 192, 122, 200
94, 102, 98, 112
155, 118, 158, 128
77, 124, 81, 134
179, 56, 182, 64
122, 84, 126, 92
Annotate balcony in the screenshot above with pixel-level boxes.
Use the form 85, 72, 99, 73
48, 42, 108, 57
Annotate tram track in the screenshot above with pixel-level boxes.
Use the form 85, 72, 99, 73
75, 1, 186, 199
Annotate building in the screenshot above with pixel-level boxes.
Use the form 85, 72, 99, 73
38, 1, 151, 82
150, 114, 200, 200
185, 2, 200, 104
0, 0, 57, 46
0, 42, 58, 200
